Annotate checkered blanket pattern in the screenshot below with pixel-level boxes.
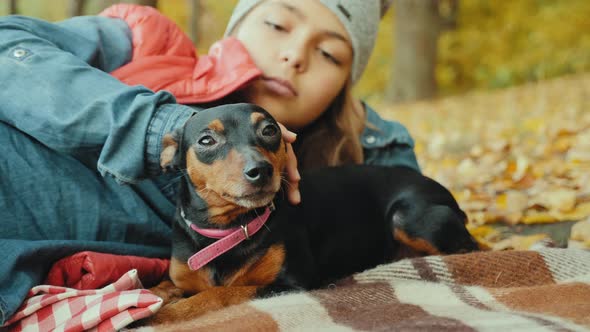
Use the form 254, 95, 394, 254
3, 269, 162, 332
137, 248, 590, 331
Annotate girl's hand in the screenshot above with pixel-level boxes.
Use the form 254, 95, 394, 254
278, 123, 301, 205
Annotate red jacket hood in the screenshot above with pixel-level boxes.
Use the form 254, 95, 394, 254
100, 4, 262, 104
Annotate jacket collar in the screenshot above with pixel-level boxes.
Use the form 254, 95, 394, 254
102, 4, 262, 104
361, 103, 415, 149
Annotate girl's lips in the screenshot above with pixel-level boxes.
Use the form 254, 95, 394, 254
261, 76, 298, 98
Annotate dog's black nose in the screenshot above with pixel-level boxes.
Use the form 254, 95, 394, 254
243, 161, 273, 185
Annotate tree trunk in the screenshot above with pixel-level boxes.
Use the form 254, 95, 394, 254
387, 0, 441, 103
68, 0, 86, 17
8, 0, 18, 14
439, 0, 459, 30
187, 0, 201, 44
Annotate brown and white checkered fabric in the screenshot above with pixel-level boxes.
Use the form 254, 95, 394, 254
139, 248, 590, 331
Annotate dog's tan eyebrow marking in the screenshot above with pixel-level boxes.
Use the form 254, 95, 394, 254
250, 112, 266, 125
394, 229, 441, 256
208, 119, 224, 132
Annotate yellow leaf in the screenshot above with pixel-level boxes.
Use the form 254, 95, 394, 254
522, 117, 546, 134
570, 218, 590, 242
512, 156, 530, 182
495, 193, 507, 210
521, 211, 558, 224
492, 234, 551, 251
506, 190, 529, 212
555, 202, 590, 222
466, 225, 499, 238
551, 136, 573, 153
533, 189, 577, 212
466, 225, 499, 250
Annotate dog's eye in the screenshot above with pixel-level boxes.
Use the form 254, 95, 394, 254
198, 136, 217, 146
261, 124, 278, 137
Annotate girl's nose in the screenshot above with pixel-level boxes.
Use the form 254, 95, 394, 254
280, 47, 306, 72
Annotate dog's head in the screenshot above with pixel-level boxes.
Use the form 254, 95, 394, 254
161, 103, 288, 224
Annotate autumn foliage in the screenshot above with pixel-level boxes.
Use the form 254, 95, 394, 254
357, 0, 590, 99
378, 73, 590, 249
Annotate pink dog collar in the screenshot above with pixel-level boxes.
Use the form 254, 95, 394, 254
180, 204, 273, 271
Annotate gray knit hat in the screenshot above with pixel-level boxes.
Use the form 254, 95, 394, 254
224, 0, 393, 84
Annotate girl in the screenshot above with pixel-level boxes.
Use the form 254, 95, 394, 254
0, 0, 418, 324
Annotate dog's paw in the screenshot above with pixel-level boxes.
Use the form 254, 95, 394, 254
140, 298, 199, 326
149, 280, 185, 305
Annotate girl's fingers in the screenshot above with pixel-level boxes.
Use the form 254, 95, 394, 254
278, 123, 301, 205
278, 123, 297, 143
284, 141, 301, 204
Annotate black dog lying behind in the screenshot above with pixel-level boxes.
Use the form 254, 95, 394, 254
146, 103, 480, 324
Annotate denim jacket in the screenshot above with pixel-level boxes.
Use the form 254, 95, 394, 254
0, 15, 418, 180
362, 104, 419, 171
0, 14, 418, 324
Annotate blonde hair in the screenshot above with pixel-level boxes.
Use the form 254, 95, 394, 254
294, 83, 365, 170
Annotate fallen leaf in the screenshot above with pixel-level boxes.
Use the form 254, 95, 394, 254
521, 211, 558, 224
552, 202, 590, 221
492, 234, 551, 251
530, 189, 577, 212
569, 218, 590, 242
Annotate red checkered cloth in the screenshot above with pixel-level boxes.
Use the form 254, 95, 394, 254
2, 269, 162, 332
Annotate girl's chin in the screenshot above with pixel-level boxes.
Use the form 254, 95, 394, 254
244, 90, 310, 129
247, 96, 289, 121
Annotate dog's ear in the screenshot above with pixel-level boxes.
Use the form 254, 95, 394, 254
160, 127, 183, 172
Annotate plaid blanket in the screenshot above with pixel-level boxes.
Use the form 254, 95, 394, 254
135, 248, 590, 331
4, 270, 162, 332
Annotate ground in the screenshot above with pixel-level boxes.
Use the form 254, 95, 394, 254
376, 73, 590, 249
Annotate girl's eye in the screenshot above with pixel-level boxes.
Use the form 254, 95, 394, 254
198, 136, 217, 146
264, 20, 286, 32
319, 49, 341, 66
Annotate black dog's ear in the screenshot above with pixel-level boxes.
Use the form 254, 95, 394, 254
160, 127, 183, 172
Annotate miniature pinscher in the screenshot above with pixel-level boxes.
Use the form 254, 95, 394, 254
145, 103, 480, 324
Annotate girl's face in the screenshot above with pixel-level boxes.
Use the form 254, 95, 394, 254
233, 0, 353, 130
